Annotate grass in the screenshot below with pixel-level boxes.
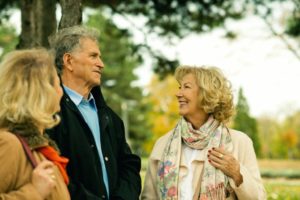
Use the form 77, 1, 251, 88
264, 179, 300, 200
258, 159, 300, 178
259, 160, 300, 199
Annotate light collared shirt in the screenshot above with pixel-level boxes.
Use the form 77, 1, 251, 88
63, 85, 109, 196
180, 144, 201, 200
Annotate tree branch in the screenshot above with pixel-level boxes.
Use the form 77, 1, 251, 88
258, 4, 300, 61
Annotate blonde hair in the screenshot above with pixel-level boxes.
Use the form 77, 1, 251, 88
0, 49, 60, 135
175, 65, 235, 123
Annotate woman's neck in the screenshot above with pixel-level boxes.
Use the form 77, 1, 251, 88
185, 112, 209, 130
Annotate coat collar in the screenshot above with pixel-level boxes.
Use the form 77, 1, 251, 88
61, 85, 110, 131
61, 86, 107, 110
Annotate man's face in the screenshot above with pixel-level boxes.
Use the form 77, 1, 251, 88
68, 38, 104, 89
53, 73, 63, 112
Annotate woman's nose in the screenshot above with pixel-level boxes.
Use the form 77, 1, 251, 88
176, 90, 182, 97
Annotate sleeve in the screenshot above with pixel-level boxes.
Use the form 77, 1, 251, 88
0, 133, 42, 200
141, 133, 168, 200
141, 158, 159, 200
229, 134, 267, 200
110, 119, 142, 200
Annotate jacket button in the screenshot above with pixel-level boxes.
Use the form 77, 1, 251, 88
90, 144, 95, 148
104, 156, 109, 161
101, 195, 106, 199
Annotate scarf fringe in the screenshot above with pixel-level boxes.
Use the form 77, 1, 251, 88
199, 183, 226, 200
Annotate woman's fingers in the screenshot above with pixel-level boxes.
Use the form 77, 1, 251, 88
207, 147, 227, 164
32, 160, 56, 198
207, 147, 240, 178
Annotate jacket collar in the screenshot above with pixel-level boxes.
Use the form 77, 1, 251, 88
20, 133, 59, 151
61, 85, 110, 131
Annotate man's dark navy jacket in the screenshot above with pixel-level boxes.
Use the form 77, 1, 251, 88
47, 87, 141, 200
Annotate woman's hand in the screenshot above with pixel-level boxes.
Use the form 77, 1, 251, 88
31, 160, 56, 198
207, 147, 243, 187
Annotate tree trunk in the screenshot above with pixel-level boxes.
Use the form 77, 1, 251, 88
59, 0, 82, 29
17, 0, 56, 49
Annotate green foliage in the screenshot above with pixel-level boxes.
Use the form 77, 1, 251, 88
0, 1, 18, 24
257, 117, 280, 158
249, 0, 300, 37
109, 0, 245, 38
281, 111, 300, 159
0, 0, 248, 77
104, 0, 246, 77
286, 15, 300, 36
257, 111, 300, 159
233, 88, 261, 156
85, 11, 152, 155
0, 23, 17, 59
260, 111, 300, 159
2, 0, 299, 77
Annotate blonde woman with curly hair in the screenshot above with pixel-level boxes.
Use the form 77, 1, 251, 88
0, 49, 70, 200
142, 66, 266, 200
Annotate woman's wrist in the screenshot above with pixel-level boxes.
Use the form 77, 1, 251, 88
233, 172, 243, 187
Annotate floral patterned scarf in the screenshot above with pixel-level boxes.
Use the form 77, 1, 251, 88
157, 116, 233, 200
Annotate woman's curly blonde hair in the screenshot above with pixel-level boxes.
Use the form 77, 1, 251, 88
175, 65, 235, 123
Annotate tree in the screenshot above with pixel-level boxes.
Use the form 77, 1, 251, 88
17, 0, 56, 48
0, 22, 17, 59
59, 0, 82, 29
233, 88, 261, 156
256, 110, 300, 159
281, 129, 298, 158
1, 0, 299, 70
281, 110, 300, 158
0, 0, 246, 76
248, 0, 300, 60
85, 11, 152, 155
256, 116, 280, 158
143, 74, 179, 154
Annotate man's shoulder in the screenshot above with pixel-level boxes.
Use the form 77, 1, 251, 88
104, 106, 123, 122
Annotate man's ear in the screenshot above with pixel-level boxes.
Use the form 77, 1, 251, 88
63, 53, 73, 72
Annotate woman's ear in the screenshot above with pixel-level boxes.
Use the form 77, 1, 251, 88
62, 53, 73, 72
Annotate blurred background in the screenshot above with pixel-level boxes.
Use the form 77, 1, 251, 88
0, 0, 299, 199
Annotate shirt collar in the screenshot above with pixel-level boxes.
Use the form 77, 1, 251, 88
63, 85, 95, 107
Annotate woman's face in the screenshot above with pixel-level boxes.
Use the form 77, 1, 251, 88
53, 74, 63, 112
176, 73, 202, 118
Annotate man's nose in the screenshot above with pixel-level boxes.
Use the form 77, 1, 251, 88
96, 57, 104, 68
